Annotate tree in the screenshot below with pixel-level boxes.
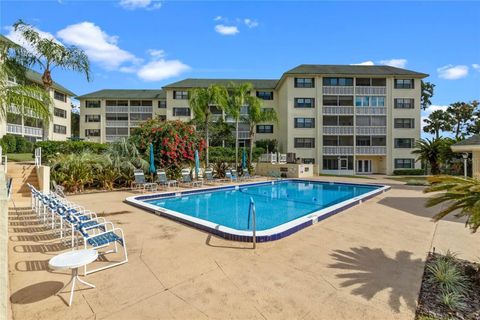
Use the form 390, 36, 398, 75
447, 101, 476, 139
0, 34, 51, 121
412, 138, 443, 175
71, 108, 80, 137
191, 118, 234, 147
188, 85, 227, 166
242, 95, 277, 164
225, 82, 252, 169
466, 104, 480, 135
423, 109, 453, 138
421, 81, 435, 110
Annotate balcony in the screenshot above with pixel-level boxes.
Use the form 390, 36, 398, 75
355, 86, 386, 95
322, 86, 354, 95
105, 120, 128, 127
323, 146, 354, 155
323, 126, 354, 135
356, 146, 387, 155
130, 106, 153, 113
235, 131, 250, 139
106, 135, 128, 142
356, 126, 386, 135
129, 120, 145, 127
106, 106, 128, 113
355, 107, 387, 115
322, 106, 354, 115
7, 124, 43, 137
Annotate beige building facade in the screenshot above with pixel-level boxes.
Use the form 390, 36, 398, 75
78, 64, 427, 175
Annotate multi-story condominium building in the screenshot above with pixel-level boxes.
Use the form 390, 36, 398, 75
0, 69, 75, 142
78, 64, 427, 175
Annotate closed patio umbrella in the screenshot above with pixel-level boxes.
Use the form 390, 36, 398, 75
149, 143, 156, 180
242, 148, 247, 170
195, 150, 200, 180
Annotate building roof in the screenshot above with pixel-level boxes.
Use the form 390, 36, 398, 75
284, 64, 429, 77
163, 78, 278, 89
76, 89, 166, 100
453, 135, 480, 147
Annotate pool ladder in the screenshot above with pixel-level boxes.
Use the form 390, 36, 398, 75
248, 197, 257, 249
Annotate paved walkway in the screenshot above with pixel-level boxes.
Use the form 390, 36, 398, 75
7, 176, 480, 320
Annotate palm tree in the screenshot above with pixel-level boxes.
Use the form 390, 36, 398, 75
225, 82, 252, 168
412, 138, 443, 175
423, 110, 453, 139
447, 101, 476, 139
0, 34, 51, 121
425, 175, 480, 232
243, 95, 277, 164
188, 85, 228, 167
420, 81, 435, 110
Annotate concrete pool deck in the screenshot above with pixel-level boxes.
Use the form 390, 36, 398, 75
7, 176, 480, 319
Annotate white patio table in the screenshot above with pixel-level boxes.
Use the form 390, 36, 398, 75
49, 249, 98, 306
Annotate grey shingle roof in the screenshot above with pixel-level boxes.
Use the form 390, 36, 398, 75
453, 135, 480, 146
284, 64, 429, 77
163, 78, 278, 89
76, 89, 165, 100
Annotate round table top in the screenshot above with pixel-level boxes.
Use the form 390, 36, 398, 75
49, 249, 98, 270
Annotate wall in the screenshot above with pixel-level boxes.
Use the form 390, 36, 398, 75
255, 163, 314, 178
0, 168, 10, 320
36, 165, 50, 193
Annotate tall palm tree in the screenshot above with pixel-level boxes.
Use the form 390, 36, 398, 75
0, 35, 51, 121
225, 82, 252, 168
243, 95, 277, 164
420, 81, 435, 110
188, 85, 227, 166
423, 110, 453, 139
412, 138, 443, 175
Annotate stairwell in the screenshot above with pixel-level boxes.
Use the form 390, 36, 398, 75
7, 162, 38, 203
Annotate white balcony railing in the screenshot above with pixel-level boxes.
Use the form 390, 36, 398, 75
106, 135, 128, 142
259, 153, 277, 163
323, 126, 354, 135
130, 120, 146, 127
130, 106, 153, 113
7, 124, 43, 137
355, 86, 386, 95
355, 107, 387, 115
356, 146, 387, 155
6, 124, 22, 134
105, 120, 128, 127
323, 146, 354, 155
356, 126, 387, 135
322, 86, 354, 95
236, 131, 250, 139
106, 106, 128, 113
322, 106, 354, 115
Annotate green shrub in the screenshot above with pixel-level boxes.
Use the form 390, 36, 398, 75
14, 136, 33, 153
0, 140, 7, 154
2, 135, 17, 153
439, 291, 466, 311
255, 139, 278, 153
35, 141, 108, 159
427, 258, 469, 295
393, 169, 425, 176
209, 146, 265, 164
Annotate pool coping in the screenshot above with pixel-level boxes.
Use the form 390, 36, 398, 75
125, 179, 391, 242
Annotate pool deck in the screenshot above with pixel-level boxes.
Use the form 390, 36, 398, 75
7, 176, 480, 320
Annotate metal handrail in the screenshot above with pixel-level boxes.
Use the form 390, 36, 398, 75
34, 147, 42, 167
248, 197, 257, 249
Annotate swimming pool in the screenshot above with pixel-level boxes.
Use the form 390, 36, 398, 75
126, 180, 389, 242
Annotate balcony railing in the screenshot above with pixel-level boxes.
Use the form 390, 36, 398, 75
322, 86, 354, 95
106, 106, 128, 113
130, 120, 146, 127
130, 106, 153, 113
7, 124, 43, 137
356, 146, 387, 155
235, 131, 250, 139
322, 106, 354, 115
356, 126, 386, 135
355, 86, 386, 95
355, 107, 387, 115
105, 120, 128, 127
323, 146, 354, 155
106, 135, 128, 142
323, 126, 354, 135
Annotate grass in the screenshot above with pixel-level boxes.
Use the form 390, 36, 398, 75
387, 176, 430, 185
317, 173, 375, 180
6, 153, 34, 162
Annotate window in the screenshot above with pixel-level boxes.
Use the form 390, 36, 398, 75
106, 113, 128, 121
394, 98, 415, 109
323, 136, 338, 146
130, 113, 152, 121
339, 116, 354, 126
355, 78, 386, 86
173, 90, 188, 99
356, 116, 386, 126
85, 114, 101, 122
294, 118, 315, 128
372, 78, 386, 86
355, 96, 370, 107
294, 138, 315, 148
294, 78, 315, 88
302, 158, 315, 164
394, 118, 415, 128
129, 100, 152, 106
256, 125, 273, 133
394, 158, 415, 169
323, 116, 338, 126
372, 136, 386, 146
356, 96, 385, 107
323, 95, 353, 106
106, 100, 129, 106
158, 115, 167, 121
54, 90, 66, 102
54, 107, 67, 118
323, 77, 353, 86
53, 124, 66, 134
394, 138, 414, 148
106, 127, 128, 135
294, 98, 315, 108
173, 107, 191, 116
158, 100, 167, 108
85, 100, 101, 108
85, 129, 100, 137
394, 79, 414, 89
355, 78, 371, 86
256, 91, 273, 100
339, 136, 353, 146
323, 156, 339, 170
356, 136, 371, 146
370, 96, 385, 107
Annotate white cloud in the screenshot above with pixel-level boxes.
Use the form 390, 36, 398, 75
214, 16, 222, 21
147, 49, 165, 58
379, 58, 408, 68
424, 104, 448, 115
214, 24, 239, 36
472, 63, 480, 71
119, 0, 161, 10
244, 18, 258, 28
5, 26, 61, 53
57, 22, 139, 70
351, 61, 375, 66
137, 59, 190, 81
437, 64, 469, 80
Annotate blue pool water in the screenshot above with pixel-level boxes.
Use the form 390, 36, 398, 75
145, 181, 380, 231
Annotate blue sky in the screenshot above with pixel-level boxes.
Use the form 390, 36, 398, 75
2, 0, 479, 121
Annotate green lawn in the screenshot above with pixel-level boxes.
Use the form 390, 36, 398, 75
6, 153, 34, 162
317, 173, 375, 180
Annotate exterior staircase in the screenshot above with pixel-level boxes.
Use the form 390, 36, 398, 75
7, 162, 38, 202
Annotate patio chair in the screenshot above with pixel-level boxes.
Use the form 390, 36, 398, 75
156, 169, 178, 189
132, 169, 157, 192
52, 180, 66, 198
180, 169, 203, 187
224, 170, 238, 182
204, 169, 220, 184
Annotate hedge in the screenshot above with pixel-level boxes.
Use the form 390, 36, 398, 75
34, 141, 108, 159
208, 147, 265, 163
392, 169, 425, 176
0, 134, 34, 153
